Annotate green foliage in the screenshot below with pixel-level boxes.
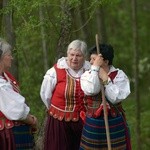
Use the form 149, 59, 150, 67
68, 0, 81, 7
139, 57, 150, 78
124, 93, 150, 150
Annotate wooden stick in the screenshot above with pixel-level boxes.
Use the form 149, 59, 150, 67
95, 34, 112, 150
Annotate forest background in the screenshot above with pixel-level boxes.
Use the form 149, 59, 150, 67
0, 0, 149, 149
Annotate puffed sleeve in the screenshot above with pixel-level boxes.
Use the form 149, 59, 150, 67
105, 70, 131, 104
40, 67, 57, 109
0, 82, 30, 120
80, 66, 101, 95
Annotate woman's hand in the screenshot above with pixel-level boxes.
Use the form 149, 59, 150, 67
29, 115, 38, 133
99, 68, 109, 83
93, 54, 104, 67
23, 114, 38, 133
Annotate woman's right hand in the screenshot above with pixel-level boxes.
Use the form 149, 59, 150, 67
23, 114, 38, 133
29, 115, 38, 133
93, 54, 104, 67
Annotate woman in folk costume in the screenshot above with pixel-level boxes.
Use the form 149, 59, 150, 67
79, 44, 132, 150
0, 38, 37, 150
40, 39, 91, 150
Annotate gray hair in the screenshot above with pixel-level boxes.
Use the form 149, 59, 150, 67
67, 39, 87, 56
0, 38, 12, 57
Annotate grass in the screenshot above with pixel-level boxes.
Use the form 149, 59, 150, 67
123, 93, 150, 150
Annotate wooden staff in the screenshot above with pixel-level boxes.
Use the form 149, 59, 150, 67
95, 34, 112, 150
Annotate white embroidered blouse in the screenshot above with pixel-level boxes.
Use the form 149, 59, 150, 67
0, 75, 30, 120
80, 65, 131, 104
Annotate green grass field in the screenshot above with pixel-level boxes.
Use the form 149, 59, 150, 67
123, 93, 150, 150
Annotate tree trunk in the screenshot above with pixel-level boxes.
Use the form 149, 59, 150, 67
0, 0, 3, 32
77, 2, 90, 42
96, 5, 107, 43
131, 0, 141, 149
55, 0, 72, 60
3, 0, 17, 79
35, 113, 47, 150
39, 6, 48, 72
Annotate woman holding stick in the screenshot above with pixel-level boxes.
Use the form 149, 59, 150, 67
79, 44, 132, 150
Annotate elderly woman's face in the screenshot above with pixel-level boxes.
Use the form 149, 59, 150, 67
0, 52, 13, 70
67, 49, 85, 71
